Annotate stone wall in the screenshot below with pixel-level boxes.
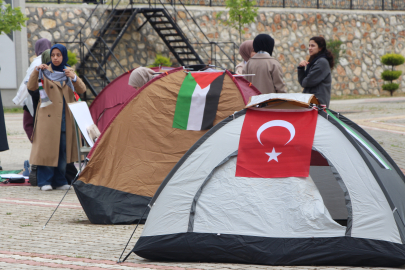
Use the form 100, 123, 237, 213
25, 4, 405, 96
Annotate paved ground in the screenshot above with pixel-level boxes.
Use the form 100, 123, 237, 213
0, 97, 404, 269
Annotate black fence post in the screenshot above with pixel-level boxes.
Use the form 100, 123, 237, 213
350, 0, 352, 9
316, 0, 319, 9
210, 0, 212, 7
382, 0, 384, 10
282, 0, 285, 8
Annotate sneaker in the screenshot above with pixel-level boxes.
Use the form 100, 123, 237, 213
40, 185, 52, 191
55, 185, 70, 190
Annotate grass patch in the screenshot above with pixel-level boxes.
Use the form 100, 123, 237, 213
6, 212, 11, 215
3, 108, 24, 114
20, 224, 32, 227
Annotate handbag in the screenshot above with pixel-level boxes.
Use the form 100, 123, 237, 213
2, 177, 26, 184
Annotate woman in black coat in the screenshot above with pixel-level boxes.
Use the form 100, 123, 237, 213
298, 36, 335, 107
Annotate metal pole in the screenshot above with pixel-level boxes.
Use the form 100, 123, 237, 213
283, 0, 285, 8
382, 0, 384, 10
316, 0, 319, 9
350, 0, 352, 9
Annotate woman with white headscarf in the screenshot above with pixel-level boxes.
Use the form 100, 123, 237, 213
13, 38, 52, 141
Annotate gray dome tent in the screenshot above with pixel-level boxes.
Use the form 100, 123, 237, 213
132, 94, 405, 267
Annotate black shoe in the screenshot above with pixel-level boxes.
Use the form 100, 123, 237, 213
29, 165, 37, 186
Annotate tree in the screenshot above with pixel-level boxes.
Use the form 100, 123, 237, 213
380, 53, 405, 96
216, 0, 259, 44
326, 40, 344, 68
0, 0, 28, 35
149, 54, 172, 68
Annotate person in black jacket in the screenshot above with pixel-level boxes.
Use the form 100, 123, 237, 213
297, 36, 335, 107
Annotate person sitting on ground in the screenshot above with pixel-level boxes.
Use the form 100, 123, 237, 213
128, 67, 157, 90
243, 34, 286, 94
235, 40, 255, 75
27, 44, 86, 191
297, 36, 334, 107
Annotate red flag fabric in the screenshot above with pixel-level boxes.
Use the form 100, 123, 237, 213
236, 109, 318, 178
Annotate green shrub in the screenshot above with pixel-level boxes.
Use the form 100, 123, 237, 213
381, 53, 405, 66
381, 70, 402, 81
326, 40, 344, 68
382, 83, 399, 91
67, 50, 78, 67
149, 54, 172, 68
381, 53, 404, 96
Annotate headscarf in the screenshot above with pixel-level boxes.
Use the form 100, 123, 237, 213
239, 40, 254, 62
35, 38, 52, 56
253, 34, 275, 56
50, 44, 68, 72
41, 49, 51, 65
128, 67, 156, 89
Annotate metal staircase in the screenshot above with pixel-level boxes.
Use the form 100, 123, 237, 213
140, 8, 204, 66
72, 0, 237, 100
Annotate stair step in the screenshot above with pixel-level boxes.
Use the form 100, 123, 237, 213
177, 52, 195, 55
172, 46, 190, 49
155, 27, 175, 31
161, 33, 181, 37
150, 22, 172, 26
168, 39, 185, 43
105, 28, 125, 31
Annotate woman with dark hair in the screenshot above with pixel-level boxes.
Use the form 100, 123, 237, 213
298, 36, 334, 107
27, 44, 86, 191
243, 34, 286, 94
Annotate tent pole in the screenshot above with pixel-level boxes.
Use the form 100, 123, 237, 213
42, 172, 80, 230
117, 206, 149, 263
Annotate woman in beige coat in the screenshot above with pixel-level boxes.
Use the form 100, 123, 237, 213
243, 34, 286, 94
27, 44, 86, 191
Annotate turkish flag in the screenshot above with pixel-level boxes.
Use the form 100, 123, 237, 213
235, 109, 318, 178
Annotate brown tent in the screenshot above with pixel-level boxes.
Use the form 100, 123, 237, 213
74, 68, 260, 224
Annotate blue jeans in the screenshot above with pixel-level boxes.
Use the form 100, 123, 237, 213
37, 131, 68, 187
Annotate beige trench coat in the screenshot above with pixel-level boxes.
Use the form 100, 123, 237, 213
242, 53, 286, 94
27, 66, 86, 167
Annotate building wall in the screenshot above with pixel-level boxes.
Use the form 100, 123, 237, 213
1, 0, 29, 108
24, 4, 405, 96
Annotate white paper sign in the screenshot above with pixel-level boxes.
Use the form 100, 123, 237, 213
68, 101, 94, 147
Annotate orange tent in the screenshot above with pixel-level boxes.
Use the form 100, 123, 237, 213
74, 68, 260, 224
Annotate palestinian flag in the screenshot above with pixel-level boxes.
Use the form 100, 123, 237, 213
173, 72, 225, 131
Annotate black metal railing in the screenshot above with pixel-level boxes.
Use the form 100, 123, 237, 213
135, 0, 405, 10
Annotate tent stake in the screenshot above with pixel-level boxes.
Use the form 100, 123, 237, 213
117, 206, 149, 264
42, 173, 79, 230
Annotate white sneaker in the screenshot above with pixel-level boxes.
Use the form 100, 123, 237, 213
40, 185, 53, 191
55, 185, 70, 190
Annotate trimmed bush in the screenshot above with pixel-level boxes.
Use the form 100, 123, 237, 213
381, 70, 402, 81
381, 54, 405, 66
67, 50, 78, 67
326, 40, 344, 68
381, 53, 404, 96
149, 54, 172, 68
382, 83, 400, 91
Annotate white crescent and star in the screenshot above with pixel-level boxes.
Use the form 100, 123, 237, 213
256, 120, 296, 162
